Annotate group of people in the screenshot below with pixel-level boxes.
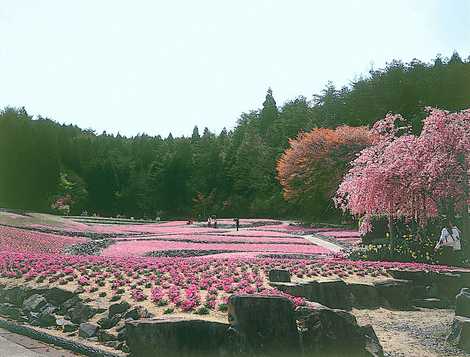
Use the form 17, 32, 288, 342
206, 216, 240, 230
207, 215, 218, 228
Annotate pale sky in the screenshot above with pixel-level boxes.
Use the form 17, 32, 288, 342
1, 1, 469, 137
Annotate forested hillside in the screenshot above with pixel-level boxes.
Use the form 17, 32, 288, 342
1, 52, 470, 220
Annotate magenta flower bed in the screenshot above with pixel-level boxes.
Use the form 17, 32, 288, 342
0, 252, 306, 311
0, 226, 87, 254
0, 251, 463, 316
101, 240, 330, 257
91, 224, 227, 235
225, 230, 301, 237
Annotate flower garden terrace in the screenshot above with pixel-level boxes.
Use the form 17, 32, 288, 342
1, 216, 470, 356
0, 251, 466, 318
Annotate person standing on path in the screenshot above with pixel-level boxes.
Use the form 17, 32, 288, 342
234, 218, 240, 231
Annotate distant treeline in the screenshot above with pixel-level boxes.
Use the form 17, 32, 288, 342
1, 52, 470, 220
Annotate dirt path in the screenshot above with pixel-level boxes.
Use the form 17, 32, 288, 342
354, 308, 469, 357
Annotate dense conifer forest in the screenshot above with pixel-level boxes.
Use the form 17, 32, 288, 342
2, 52, 470, 220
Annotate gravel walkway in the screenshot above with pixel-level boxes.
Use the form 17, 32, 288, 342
354, 308, 469, 357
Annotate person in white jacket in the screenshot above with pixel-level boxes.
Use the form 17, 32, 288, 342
435, 222, 462, 251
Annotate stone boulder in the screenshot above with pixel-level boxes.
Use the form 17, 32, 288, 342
447, 316, 470, 353
109, 301, 130, 317
296, 304, 383, 357
456, 288, 470, 318
37, 304, 58, 327
228, 294, 301, 356
303, 279, 352, 310
0, 302, 22, 320
60, 296, 81, 313
68, 302, 97, 324
373, 279, 412, 309
0, 286, 31, 306
386, 269, 431, 284
98, 312, 122, 329
79, 322, 99, 339
22, 294, 47, 312
349, 283, 380, 309
126, 317, 229, 357
124, 305, 153, 320
269, 282, 305, 297
270, 279, 352, 310
268, 269, 291, 283
431, 272, 465, 301
56, 317, 78, 332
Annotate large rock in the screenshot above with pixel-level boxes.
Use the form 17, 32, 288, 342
447, 316, 470, 352
228, 294, 301, 356
456, 288, 470, 318
431, 272, 465, 301
349, 283, 380, 309
109, 301, 130, 317
98, 312, 122, 330
79, 322, 99, 338
0, 286, 31, 306
56, 317, 78, 332
37, 304, 58, 327
68, 302, 97, 324
0, 302, 22, 320
270, 279, 352, 310
269, 282, 305, 297
22, 294, 47, 312
124, 305, 153, 320
373, 279, 412, 308
386, 269, 431, 284
126, 317, 229, 357
304, 279, 352, 310
268, 269, 291, 283
296, 305, 383, 357
43, 287, 76, 306
60, 296, 81, 313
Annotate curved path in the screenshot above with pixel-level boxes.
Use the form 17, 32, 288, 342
302, 234, 343, 253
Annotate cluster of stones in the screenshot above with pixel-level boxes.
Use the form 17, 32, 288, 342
447, 288, 470, 352
269, 268, 470, 311
0, 267, 468, 356
0, 285, 151, 353
126, 295, 383, 357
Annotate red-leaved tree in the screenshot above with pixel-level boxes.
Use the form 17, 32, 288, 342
277, 126, 372, 219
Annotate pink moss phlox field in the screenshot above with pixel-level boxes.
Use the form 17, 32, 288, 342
0, 252, 311, 310
1, 249, 467, 314
0, 226, 87, 254
101, 240, 330, 257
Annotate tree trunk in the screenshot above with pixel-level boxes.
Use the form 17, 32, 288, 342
459, 154, 469, 255
388, 215, 396, 249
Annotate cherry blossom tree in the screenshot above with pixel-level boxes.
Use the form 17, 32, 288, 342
336, 108, 470, 245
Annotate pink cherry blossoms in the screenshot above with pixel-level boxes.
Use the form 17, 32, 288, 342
336, 108, 470, 233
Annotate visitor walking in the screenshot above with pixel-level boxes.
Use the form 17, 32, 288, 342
213, 215, 218, 229
234, 218, 240, 231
